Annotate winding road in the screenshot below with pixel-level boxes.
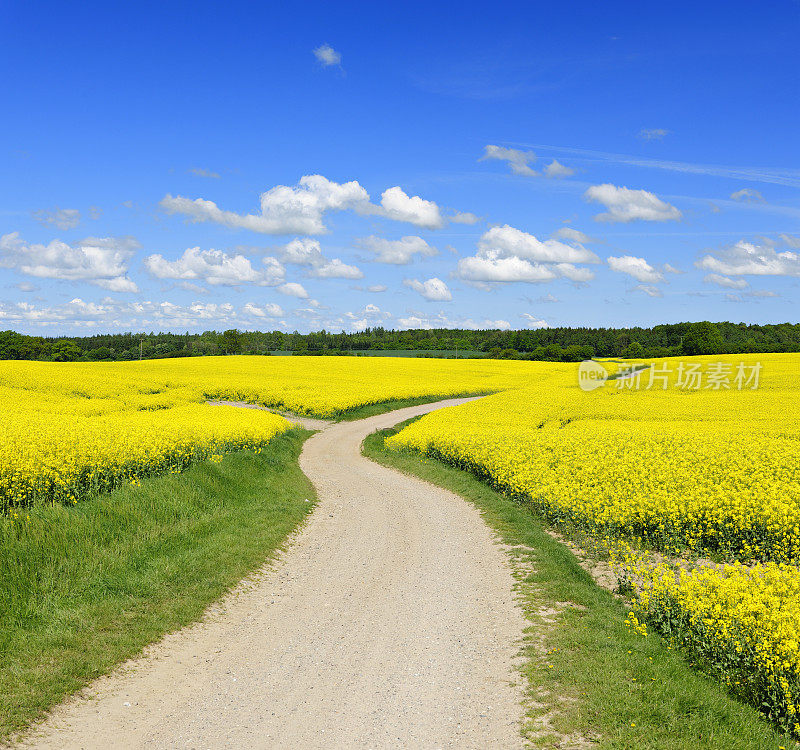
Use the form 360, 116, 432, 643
22, 399, 526, 749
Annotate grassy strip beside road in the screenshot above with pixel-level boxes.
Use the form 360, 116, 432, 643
364, 421, 793, 749
0, 429, 315, 742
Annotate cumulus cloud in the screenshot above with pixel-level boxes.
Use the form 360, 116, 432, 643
607, 255, 665, 283
544, 159, 575, 178
456, 224, 598, 284
585, 183, 682, 223
457, 255, 558, 283
703, 273, 749, 289
553, 227, 594, 244
161, 176, 446, 235
396, 310, 510, 330
360, 235, 437, 265
477, 225, 599, 264
0, 232, 139, 291
449, 211, 481, 225
344, 303, 392, 330
242, 302, 283, 318
313, 44, 341, 66
372, 186, 444, 229
161, 175, 370, 235
144, 247, 285, 287
634, 284, 663, 298
480, 145, 538, 176
403, 277, 452, 301
780, 233, 800, 249
279, 237, 362, 278
520, 313, 549, 328
480, 145, 574, 179
277, 282, 309, 298
730, 188, 765, 203
638, 128, 669, 141
32, 207, 81, 230
697, 239, 800, 277
0, 297, 253, 330
308, 258, 363, 279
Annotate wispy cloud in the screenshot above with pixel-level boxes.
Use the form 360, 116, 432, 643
509, 142, 800, 188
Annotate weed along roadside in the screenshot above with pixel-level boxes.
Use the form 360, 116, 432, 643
363, 420, 794, 749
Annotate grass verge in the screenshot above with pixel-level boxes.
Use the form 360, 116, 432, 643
364, 420, 794, 749
0, 429, 315, 742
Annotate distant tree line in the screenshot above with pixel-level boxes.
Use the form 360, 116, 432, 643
1, 321, 799, 363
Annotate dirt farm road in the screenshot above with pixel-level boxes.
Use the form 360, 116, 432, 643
21, 399, 527, 749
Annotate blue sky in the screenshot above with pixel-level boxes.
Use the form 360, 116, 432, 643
1, 0, 799, 334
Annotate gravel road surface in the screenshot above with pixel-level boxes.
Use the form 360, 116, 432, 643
21, 398, 526, 749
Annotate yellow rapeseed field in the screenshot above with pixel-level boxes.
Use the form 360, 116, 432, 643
0, 355, 533, 511
387, 352, 800, 730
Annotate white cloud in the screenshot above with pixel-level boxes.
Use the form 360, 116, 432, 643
478, 225, 599, 264
188, 167, 221, 179
697, 239, 800, 277
88, 206, 102, 220
456, 225, 598, 284
0, 297, 253, 330
537, 293, 560, 303
360, 235, 437, 265
553, 227, 594, 244
308, 258, 363, 279
15, 282, 38, 292
313, 44, 341, 66
730, 188, 765, 203
585, 183, 682, 223
449, 211, 481, 225
480, 145, 537, 176
520, 313, 549, 328
162, 176, 446, 235
703, 273, 749, 289
144, 247, 285, 287
749, 289, 779, 298
279, 237, 362, 278
367, 284, 387, 292
372, 186, 444, 229
544, 159, 575, 178
281, 237, 325, 265
161, 175, 370, 235
780, 233, 800, 249
607, 255, 665, 283
638, 128, 669, 141
344, 303, 392, 330
32, 207, 81, 230
457, 255, 558, 283
277, 282, 309, 298
403, 277, 452, 301
0, 232, 139, 291
243, 302, 283, 318
396, 311, 510, 330
663, 263, 684, 274
555, 263, 595, 282
634, 284, 663, 298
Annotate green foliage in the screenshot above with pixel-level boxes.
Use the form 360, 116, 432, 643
50, 340, 82, 362
682, 322, 725, 356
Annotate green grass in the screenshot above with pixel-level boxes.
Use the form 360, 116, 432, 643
364, 421, 795, 749
0, 429, 316, 742
332, 392, 490, 421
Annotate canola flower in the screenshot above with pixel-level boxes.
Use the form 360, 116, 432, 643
387, 352, 800, 730
0, 355, 534, 510
620, 557, 800, 736
388, 354, 800, 563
